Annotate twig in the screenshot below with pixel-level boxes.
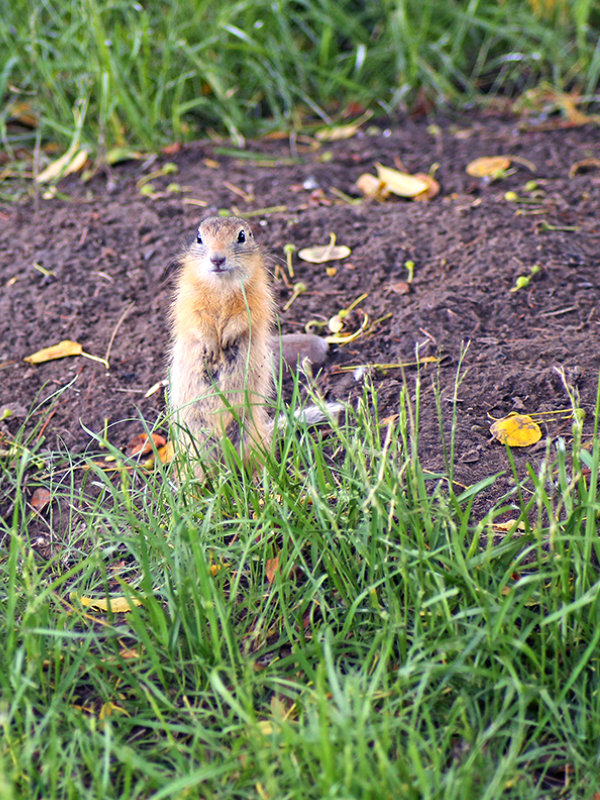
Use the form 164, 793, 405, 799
104, 302, 136, 367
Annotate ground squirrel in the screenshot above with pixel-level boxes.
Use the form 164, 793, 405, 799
169, 215, 274, 477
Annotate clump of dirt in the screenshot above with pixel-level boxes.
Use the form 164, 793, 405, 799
1, 112, 599, 520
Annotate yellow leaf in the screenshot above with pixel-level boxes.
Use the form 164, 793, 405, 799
74, 594, 143, 613
257, 720, 274, 735
36, 149, 89, 183
355, 172, 390, 200
374, 163, 429, 197
465, 156, 511, 179
490, 414, 542, 447
489, 519, 526, 533
99, 702, 130, 720
24, 339, 83, 364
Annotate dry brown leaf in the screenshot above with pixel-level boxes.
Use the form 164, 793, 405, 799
125, 432, 167, 458
25, 339, 83, 364
9, 101, 38, 127
490, 414, 542, 447
266, 554, 280, 585
31, 488, 51, 512
162, 142, 182, 156
465, 156, 511, 179
374, 163, 429, 197
412, 173, 440, 201
387, 281, 411, 295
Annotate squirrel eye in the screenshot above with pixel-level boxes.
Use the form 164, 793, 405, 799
237, 230, 246, 243
196, 231, 203, 244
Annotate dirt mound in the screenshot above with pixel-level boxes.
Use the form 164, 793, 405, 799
2, 113, 599, 512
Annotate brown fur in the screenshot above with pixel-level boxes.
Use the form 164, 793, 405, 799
169, 216, 274, 478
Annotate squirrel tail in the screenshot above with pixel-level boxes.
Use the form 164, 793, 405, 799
273, 401, 344, 432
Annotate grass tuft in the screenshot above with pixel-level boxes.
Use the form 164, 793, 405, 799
2, 372, 600, 796
0, 0, 598, 157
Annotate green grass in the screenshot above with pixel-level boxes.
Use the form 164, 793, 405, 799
2, 373, 600, 798
0, 0, 599, 159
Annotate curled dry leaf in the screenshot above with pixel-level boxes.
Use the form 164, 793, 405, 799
387, 281, 411, 295
125, 432, 167, 458
356, 173, 390, 200
36, 148, 89, 183
31, 487, 51, 512
374, 163, 429, 197
25, 339, 83, 364
465, 156, 511, 179
490, 413, 542, 447
412, 173, 440, 201
266, 553, 281, 585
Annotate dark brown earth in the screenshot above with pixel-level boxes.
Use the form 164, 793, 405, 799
1, 112, 599, 520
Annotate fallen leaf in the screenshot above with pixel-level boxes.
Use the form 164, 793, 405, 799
31, 488, 51, 512
489, 519, 526, 533
99, 702, 130, 720
162, 142, 182, 156
157, 441, 175, 464
25, 339, 83, 364
490, 414, 542, 447
266, 554, 280, 585
119, 647, 140, 660
8, 101, 38, 127
465, 156, 511, 179
315, 111, 373, 142
386, 281, 411, 295
125, 432, 166, 458
257, 720, 274, 735
36, 149, 89, 183
298, 233, 351, 263
24, 339, 108, 368
412, 172, 440, 201
374, 163, 429, 197
74, 594, 143, 613
355, 172, 390, 200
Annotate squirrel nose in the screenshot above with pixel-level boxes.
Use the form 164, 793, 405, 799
210, 255, 226, 269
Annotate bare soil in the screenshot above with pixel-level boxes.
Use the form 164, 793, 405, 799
1, 112, 599, 522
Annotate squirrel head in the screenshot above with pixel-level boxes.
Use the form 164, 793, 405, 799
185, 215, 262, 284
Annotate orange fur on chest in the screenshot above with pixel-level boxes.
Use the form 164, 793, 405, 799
173, 270, 268, 344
